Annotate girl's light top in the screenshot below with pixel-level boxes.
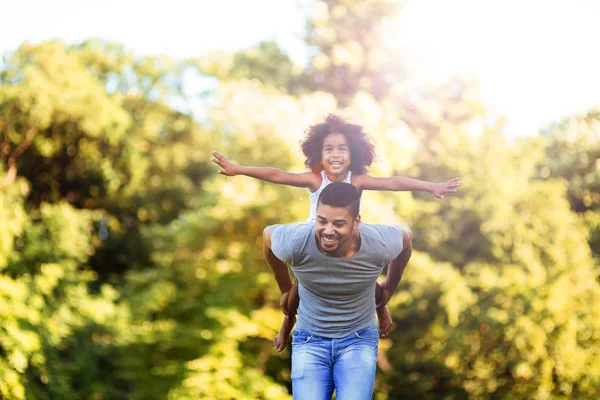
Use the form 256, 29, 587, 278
307, 170, 352, 222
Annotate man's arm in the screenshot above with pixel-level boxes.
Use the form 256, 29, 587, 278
353, 174, 461, 200
377, 226, 413, 308
212, 150, 320, 190
263, 225, 294, 315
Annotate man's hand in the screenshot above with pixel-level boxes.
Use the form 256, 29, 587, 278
211, 150, 239, 176
430, 177, 461, 199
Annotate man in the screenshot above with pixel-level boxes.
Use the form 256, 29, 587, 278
263, 182, 413, 400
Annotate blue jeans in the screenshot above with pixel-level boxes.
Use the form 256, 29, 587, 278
291, 326, 379, 400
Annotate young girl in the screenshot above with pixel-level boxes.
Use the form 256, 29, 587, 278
211, 114, 460, 351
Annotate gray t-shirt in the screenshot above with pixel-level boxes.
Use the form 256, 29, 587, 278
271, 223, 405, 338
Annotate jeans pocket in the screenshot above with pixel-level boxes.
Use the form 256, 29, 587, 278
292, 330, 314, 345
354, 326, 380, 340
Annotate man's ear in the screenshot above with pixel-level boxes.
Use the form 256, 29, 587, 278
353, 214, 361, 229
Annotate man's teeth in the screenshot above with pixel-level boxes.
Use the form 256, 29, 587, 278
323, 237, 336, 242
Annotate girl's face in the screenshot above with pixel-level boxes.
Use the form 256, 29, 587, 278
321, 132, 351, 177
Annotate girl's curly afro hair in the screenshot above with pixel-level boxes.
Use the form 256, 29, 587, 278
300, 114, 376, 174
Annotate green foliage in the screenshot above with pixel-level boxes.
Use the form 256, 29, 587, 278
542, 109, 600, 213
1, 40, 213, 284
382, 181, 600, 398
193, 41, 307, 95
0, 183, 131, 399
540, 109, 600, 260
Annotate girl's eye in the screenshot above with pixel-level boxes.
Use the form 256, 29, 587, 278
324, 148, 332, 152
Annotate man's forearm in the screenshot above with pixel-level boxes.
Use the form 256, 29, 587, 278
384, 247, 411, 293
383, 229, 413, 293
265, 248, 293, 293
263, 226, 293, 294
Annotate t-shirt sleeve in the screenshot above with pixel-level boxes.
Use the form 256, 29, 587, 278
271, 224, 298, 265
380, 225, 408, 262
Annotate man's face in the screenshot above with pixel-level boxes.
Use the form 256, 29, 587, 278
315, 203, 359, 256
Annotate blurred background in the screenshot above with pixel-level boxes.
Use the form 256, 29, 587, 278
1, 0, 599, 399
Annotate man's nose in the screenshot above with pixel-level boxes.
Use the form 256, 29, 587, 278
324, 224, 335, 235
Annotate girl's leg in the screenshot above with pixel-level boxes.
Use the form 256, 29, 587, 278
375, 282, 393, 336
274, 279, 299, 352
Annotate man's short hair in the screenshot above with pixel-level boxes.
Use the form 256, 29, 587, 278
317, 182, 361, 218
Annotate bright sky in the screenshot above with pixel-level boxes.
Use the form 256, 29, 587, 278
2, 0, 599, 137
395, 0, 600, 136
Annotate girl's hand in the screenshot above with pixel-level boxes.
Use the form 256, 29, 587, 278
211, 150, 239, 176
431, 177, 461, 199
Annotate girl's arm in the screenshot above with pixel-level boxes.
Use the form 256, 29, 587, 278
353, 174, 461, 199
212, 150, 321, 190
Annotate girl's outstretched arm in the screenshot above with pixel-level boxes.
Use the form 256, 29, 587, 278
353, 175, 461, 200
212, 150, 320, 190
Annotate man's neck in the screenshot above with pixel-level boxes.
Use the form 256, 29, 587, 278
342, 230, 361, 258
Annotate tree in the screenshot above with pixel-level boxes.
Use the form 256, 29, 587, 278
0, 40, 214, 398
540, 109, 600, 259
0, 180, 132, 399
1, 40, 213, 282
191, 41, 308, 95
376, 77, 600, 398
303, 0, 408, 105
